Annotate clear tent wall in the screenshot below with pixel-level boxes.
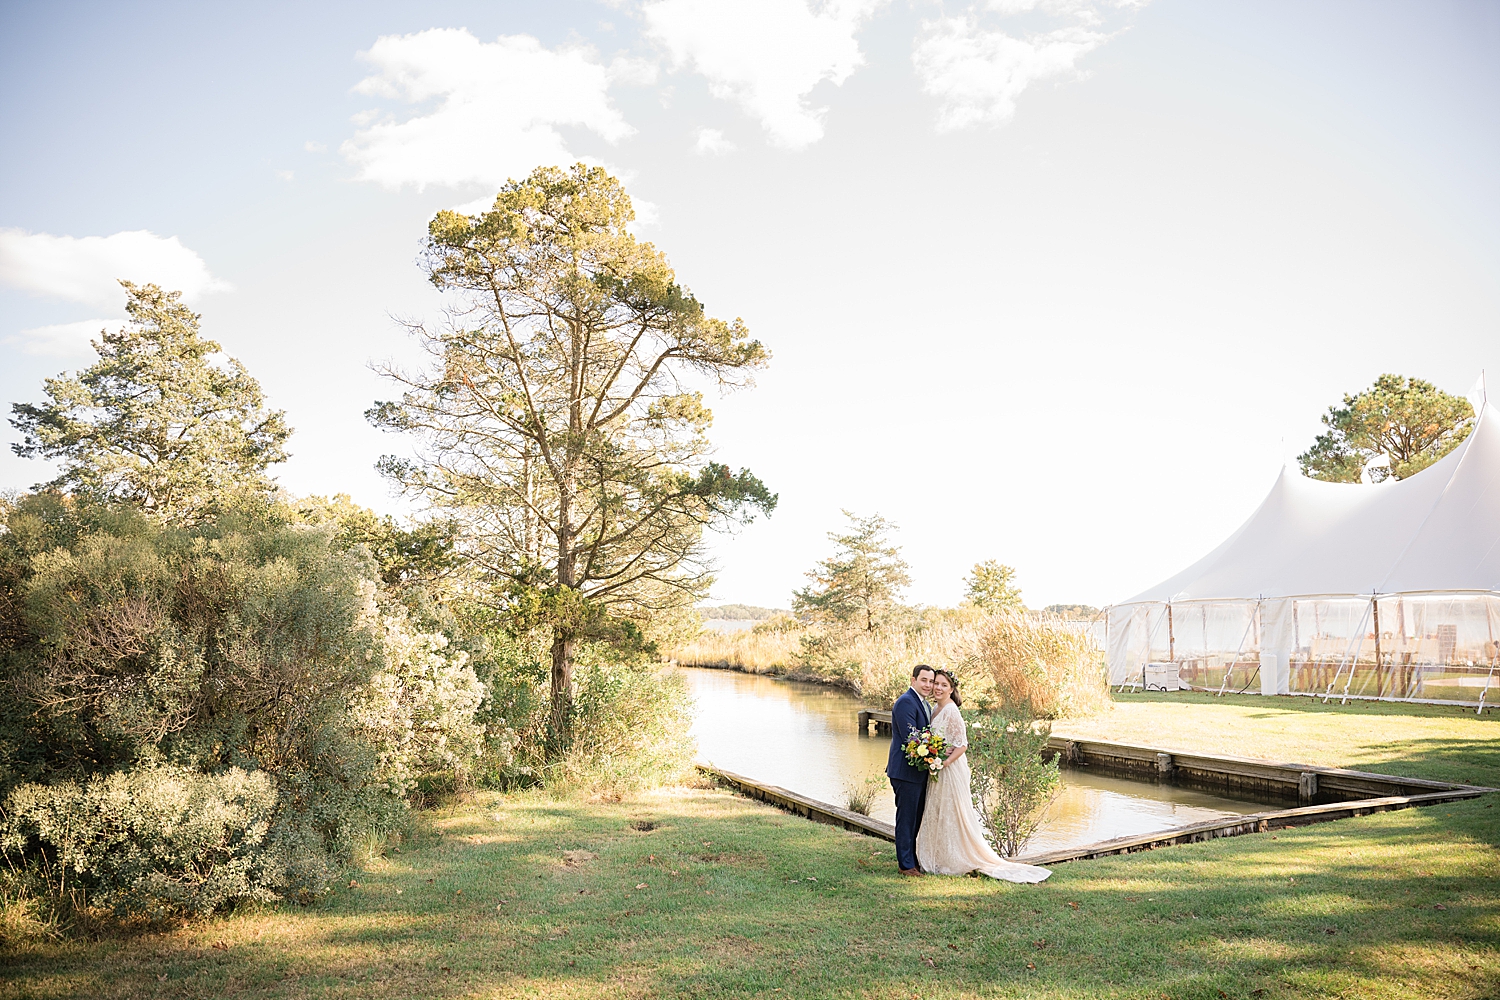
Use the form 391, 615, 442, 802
1107, 594, 1500, 707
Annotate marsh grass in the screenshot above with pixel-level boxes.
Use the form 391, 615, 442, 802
842, 775, 885, 817
971, 612, 1111, 718
668, 611, 1110, 719
669, 627, 801, 675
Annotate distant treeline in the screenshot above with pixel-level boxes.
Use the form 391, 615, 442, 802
1043, 604, 1101, 619
699, 604, 785, 621
698, 604, 1097, 621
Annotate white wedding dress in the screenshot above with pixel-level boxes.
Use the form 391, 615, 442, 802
915, 702, 1052, 883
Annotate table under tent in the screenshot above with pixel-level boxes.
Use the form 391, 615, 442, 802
1106, 401, 1500, 709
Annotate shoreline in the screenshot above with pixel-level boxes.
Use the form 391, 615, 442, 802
664, 657, 866, 696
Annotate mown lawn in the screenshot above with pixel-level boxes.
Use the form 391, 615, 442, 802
3, 694, 1497, 999
1054, 690, 1500, 787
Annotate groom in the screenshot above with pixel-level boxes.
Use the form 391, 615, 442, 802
886, 663, 936, 876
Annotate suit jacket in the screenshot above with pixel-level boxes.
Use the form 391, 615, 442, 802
885, 686, 932, 783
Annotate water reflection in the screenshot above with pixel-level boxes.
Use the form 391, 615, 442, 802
681, 666, 1264, 852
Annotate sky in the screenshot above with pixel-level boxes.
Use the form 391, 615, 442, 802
2, 0, 1498, 611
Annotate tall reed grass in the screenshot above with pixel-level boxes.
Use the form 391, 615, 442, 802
669, 624, 801, 675
970, 611, 1113, 718
666, 610, 1110, 719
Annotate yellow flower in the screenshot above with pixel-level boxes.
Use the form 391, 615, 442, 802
918, 745, 929, 757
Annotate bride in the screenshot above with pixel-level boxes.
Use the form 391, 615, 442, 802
915, 670, 1052, 883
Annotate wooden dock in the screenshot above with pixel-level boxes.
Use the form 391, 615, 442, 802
1040, 736, 1478, 805
694, 763, 894, 840
856, 709, 893, 736
1014, 786, 1489, 866
699, 734, 1493, 867
855, 711, 1473, 805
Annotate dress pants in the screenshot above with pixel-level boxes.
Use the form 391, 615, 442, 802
891, 776, 928, 871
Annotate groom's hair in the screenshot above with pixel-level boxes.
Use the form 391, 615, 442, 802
911, 664, 936, 680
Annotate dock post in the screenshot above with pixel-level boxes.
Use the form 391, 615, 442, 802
857, 710, 870, 736
1299, 771, 1318, 805
1156, 753, 1174, 776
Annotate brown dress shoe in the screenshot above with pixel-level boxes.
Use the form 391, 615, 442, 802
900, 868, 925, 876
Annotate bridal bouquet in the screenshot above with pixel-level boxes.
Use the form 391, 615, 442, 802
903, 726, 949, 780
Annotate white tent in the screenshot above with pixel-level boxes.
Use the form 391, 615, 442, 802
1106, 401, 1500, 706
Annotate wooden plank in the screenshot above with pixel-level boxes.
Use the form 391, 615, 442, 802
1043, 736, 1491, 798
706, 734, 1495, 868
1013, 787, 1489, 866
695, 763, 895, 841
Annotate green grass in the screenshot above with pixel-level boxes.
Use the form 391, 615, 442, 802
3, 695, 1498, 999
1054, 690, 1500, 787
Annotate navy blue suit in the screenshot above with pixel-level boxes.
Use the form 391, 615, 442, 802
885, 687, 932, 871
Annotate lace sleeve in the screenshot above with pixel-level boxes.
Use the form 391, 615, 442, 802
942, 706, 967, 749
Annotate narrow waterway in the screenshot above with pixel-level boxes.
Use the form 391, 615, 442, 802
681, 666, 1266, 855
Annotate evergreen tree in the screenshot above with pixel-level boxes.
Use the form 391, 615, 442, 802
10, 282, 290, 521
964, 560, 1023, 611
1298, 374, 1473, 483
793, 512, 911, 632
368, 165, 774, 753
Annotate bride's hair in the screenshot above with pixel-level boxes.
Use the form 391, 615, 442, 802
935, 669, 962, 707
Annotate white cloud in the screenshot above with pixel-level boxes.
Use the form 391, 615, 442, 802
694, 127, 735, 155
0, 229, 231, 309
643, 0, 884, 149
629, 197, 662, 231
275, 169, 295, 181
608, 54, 660, 86
5, 318, 127, 357
341, 28, 633, 191
987, 0, 1145, 18
304, 140, 327, 153
913, 17, 1105, 130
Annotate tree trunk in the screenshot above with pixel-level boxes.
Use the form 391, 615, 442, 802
548, 630, 576, 757
550, 462, 576, 758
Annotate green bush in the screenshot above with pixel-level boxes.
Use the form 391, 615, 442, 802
352, 614, 488, 797
0, 494, 393, 911
557, 659, 694, 793
464, 620, 688, 794
0, 766, 279, 919
965, 712, 1061, 857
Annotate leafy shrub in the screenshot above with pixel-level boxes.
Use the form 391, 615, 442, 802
551, 659, 695, 793
467, 618, 691, 794
0, 494, 394, 910
966, 712, 1061, 858
0, 766, 279, 919
352, 614, 488, 796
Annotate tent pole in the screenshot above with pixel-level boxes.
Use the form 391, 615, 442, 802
1372, 597, 1384, 698
1168, 603, 1175, 663
1340, 598, 1374, 705
1482, 595, 1498, 715
1324, 600, 1371, 704
1201, 605, 1209, 690
1218, 607, 1257, 698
